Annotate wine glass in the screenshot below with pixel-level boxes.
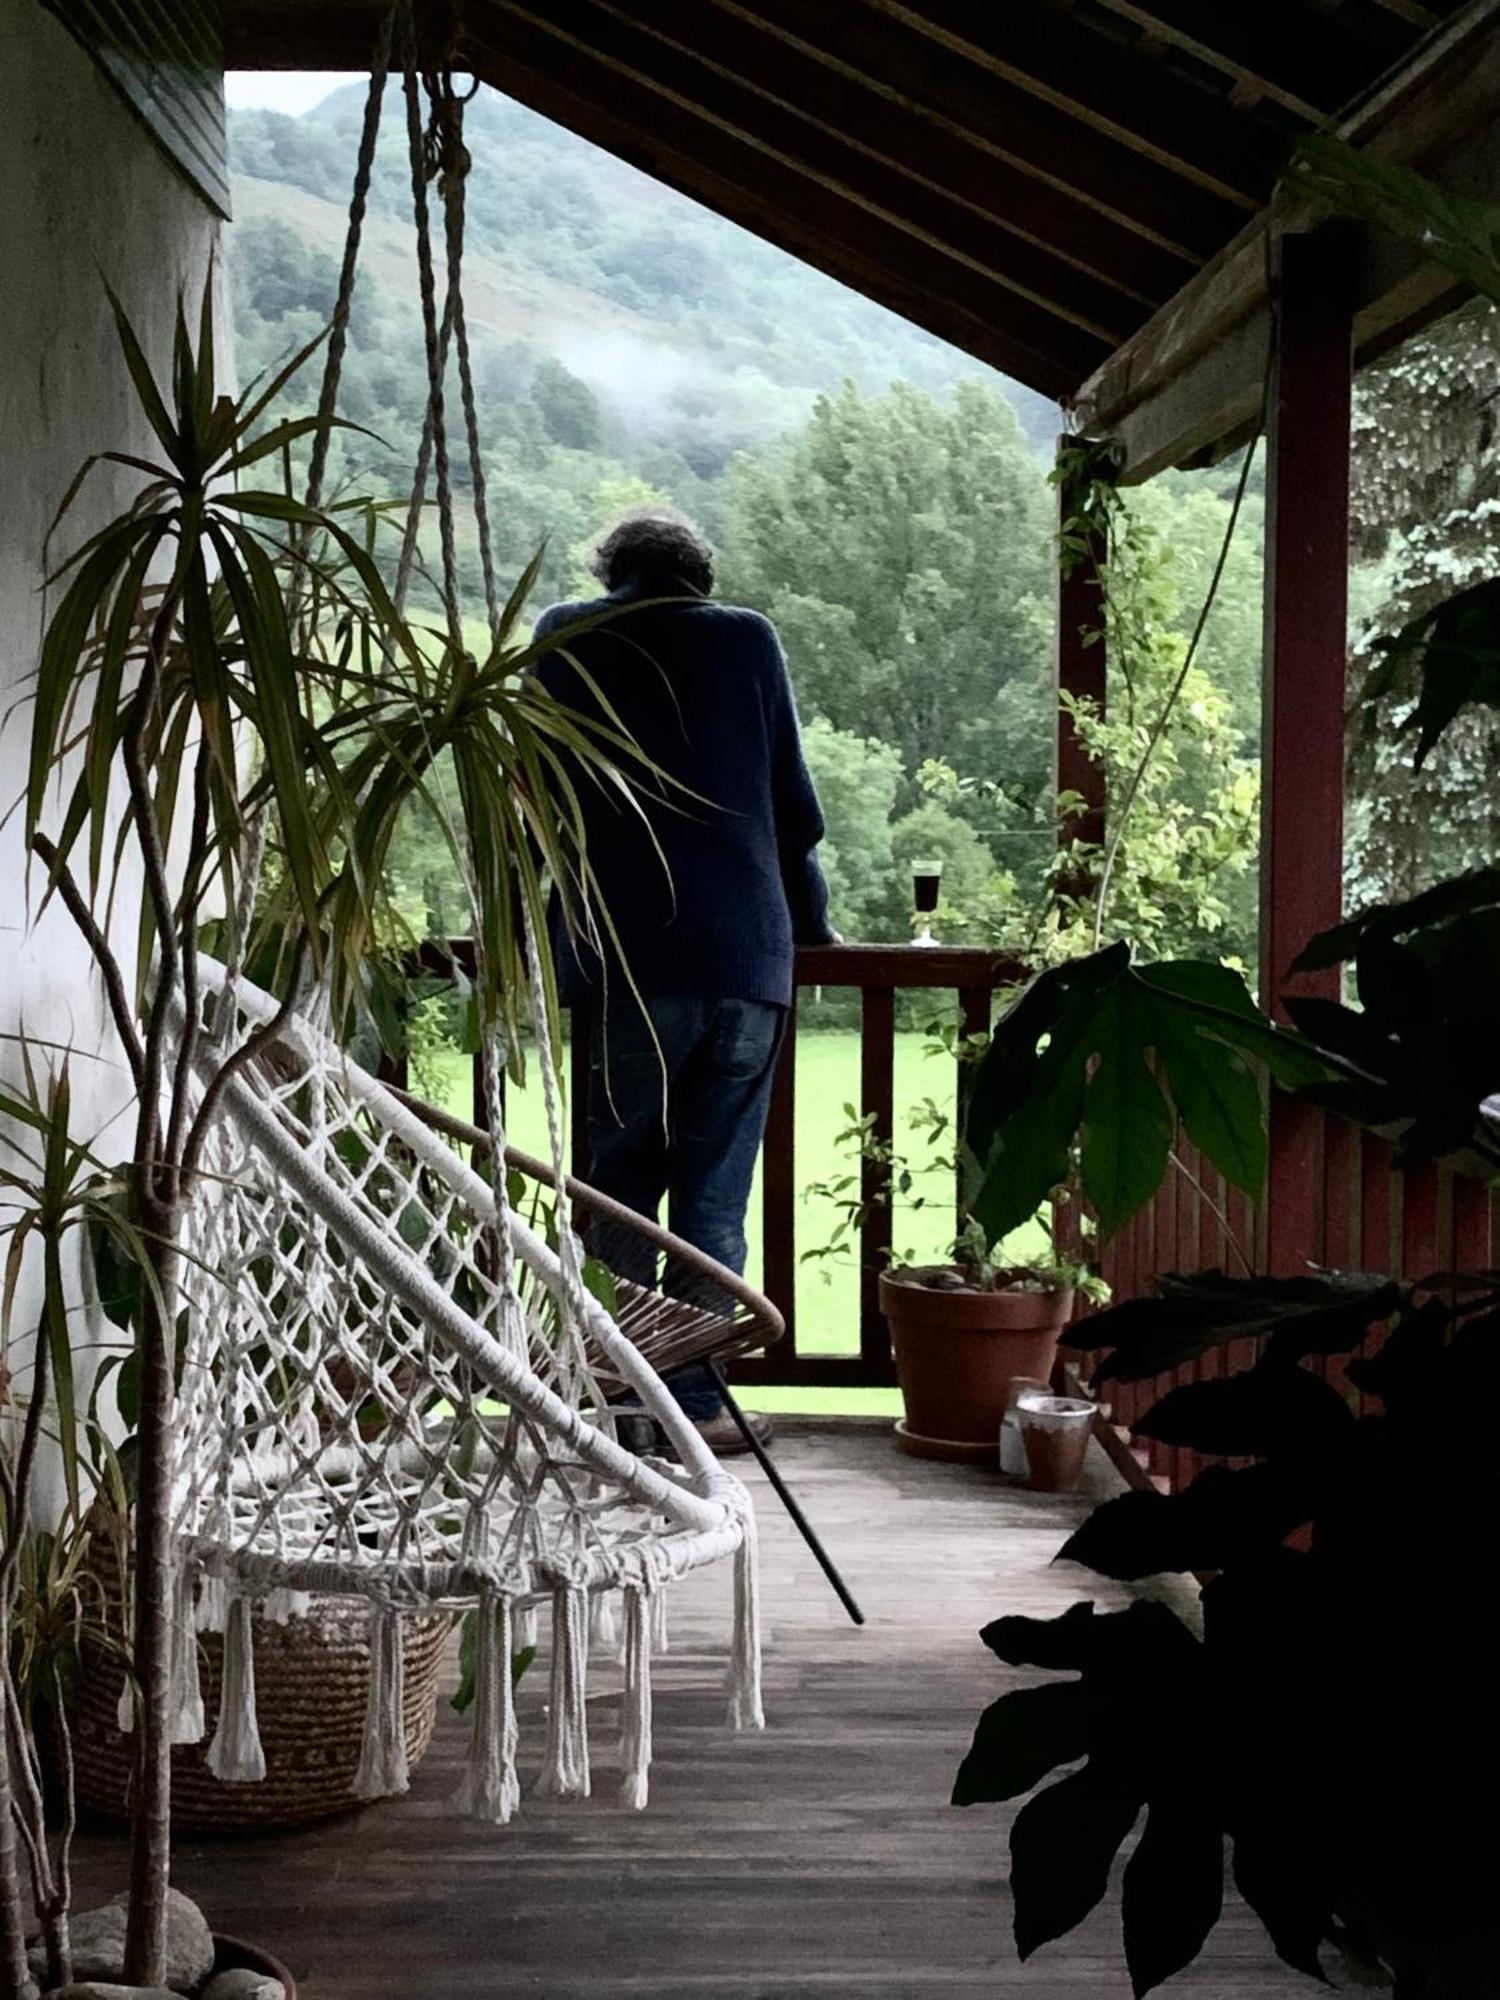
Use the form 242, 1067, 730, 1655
911, 856, 942, 947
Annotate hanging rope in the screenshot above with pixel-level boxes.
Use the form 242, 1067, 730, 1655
160, 0, 765, 1831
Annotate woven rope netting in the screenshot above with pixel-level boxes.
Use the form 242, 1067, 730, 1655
154, 1, 763, 1819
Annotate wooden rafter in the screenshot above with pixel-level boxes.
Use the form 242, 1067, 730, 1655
861, 0, 1288, 202
223, 0, 1467, 420
702, 0, 1250, 257
478, 3, 1115, 373
541, 0, 1155, 338
462, 24, 1095, 396
1083, 0, 1400, 121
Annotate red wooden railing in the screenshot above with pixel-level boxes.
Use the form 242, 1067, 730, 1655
1096, 1108, 1498, 1494
734, 944, 1021, 1390
397, 941, 1494, 1440
398, 940, 1020, 1388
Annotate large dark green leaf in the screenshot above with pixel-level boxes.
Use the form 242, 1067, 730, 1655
1122, 1799, 1224, 1996
981, 1600, 1100, 1672
965, 944, 1129, 1144
1057, 1466, 1313, 1580
1134, 1362, 1355, 1459
1081, 984, 1175, 1237
1365, 574, 1500, 766
1011, 1763, 1143, 1961
1151, 1008, 1266, 1201
1080, 1271, 1401, 1381
1231, 1826, 1330, 1981
1294, 868, 1500, 974
1293, 136, 1500, 310
952, 1682, 1088, 1806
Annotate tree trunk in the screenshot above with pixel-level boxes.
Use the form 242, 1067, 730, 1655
122, 1195, 181, 1989
0, 1615, 32, 2000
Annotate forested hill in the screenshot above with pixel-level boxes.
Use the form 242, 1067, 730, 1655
228, 86, 1054, 547
226, 83, 1274, 970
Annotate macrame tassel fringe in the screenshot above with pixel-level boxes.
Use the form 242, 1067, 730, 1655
195, 1568, 229, 1635
169, 1563, 206, 1746
455, 1591, 521, 1825
353, 1605, 409, 1799
619, 1586, 653, 1811
263, 1587, 310, 1624
537, 1583, 590, 1798
589, 1588, 617, 1655
650, 1584, 670, 1657
206, 1595, 267, 1782
727, 1520, 764, 1732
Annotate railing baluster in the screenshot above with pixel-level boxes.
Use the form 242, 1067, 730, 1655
859, 984, 897, 1385
1399, 1158, 1439, 1283
761, 997, 798, 1364
1453, 1171, 1494, 1273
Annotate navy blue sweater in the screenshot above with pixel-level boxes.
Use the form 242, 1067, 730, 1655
532, 576, 832, 1007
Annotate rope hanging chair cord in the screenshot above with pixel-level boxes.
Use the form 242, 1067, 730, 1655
165, 0, 765, 1825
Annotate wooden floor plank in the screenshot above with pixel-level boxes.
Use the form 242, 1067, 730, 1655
73, 1430, 1315, 1997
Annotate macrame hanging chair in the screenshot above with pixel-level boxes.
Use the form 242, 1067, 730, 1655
156, 0, 778, 1821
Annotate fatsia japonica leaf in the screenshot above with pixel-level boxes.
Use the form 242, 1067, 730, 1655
1058, 1465, 1313, 1581
1231, 1824, 1330, 1981
1080, 983, 1175, 1236
965, 947, 1323, 1245
952, 1682, 1088, 1807
1078, 1270, 1402, 1381
1122, 1799, 1225, 1996
1293, 866, 1500, 974
981, 1599, 1100, 1672
1363, 573, 1500, 767
1134, 1362, 1355, 1459
1010, 1763, 1143, 1962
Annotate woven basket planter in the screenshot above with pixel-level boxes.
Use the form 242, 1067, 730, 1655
72, 1556, 451, 1832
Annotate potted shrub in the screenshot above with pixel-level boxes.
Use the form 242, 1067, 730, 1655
878, 1222, 1095, 1463
886, 944, 1322, 1464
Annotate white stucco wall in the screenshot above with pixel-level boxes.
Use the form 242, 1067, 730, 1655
0, 0, 228, 1434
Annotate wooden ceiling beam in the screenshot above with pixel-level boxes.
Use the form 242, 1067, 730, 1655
704, 0, 1250, 259
1074, 4, 1500, 477
544, 0, 1155, 340
463, 21, 1102, 397
600, 0, 1196, 308
1083, 0, 1399, 122
861, 0, 1289, 203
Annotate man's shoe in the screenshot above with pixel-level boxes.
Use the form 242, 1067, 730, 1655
693, 1408, 774, 1457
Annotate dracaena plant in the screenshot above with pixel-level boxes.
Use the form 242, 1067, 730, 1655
17, 276, 653, 1989
0, 1051, 141, 1995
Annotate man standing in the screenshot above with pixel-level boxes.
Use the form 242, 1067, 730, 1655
531, 508, 834, 1454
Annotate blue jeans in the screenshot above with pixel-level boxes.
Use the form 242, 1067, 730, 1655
586, 994, 784, 1418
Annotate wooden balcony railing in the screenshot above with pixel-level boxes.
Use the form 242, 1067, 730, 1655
1096, 1107, 1499, 1495
736, 944, 1023, 1389
395, 940, 1023, 1389
396, 943, 1496, 1444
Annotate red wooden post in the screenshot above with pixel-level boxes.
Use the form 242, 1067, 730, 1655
1453, 1172, 1494, 1273
860, 986, 898, 1385
760, 998, 799, 1362
1055, 433, 1109, 862
1261, 226, 1356, 1278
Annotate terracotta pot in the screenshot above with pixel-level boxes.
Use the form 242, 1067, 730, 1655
880, 1266, 1073, 1463
214, 1932, 298, 1995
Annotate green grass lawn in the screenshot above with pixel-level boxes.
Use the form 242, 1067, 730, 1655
418, 1027, 1044, 1415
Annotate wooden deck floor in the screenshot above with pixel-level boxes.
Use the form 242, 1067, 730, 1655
76, 1427, 1315, 1998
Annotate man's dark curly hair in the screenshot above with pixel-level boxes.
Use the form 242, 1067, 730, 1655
591, 506, 715, 596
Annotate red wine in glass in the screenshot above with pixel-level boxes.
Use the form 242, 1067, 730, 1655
912, 858, 942, 945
